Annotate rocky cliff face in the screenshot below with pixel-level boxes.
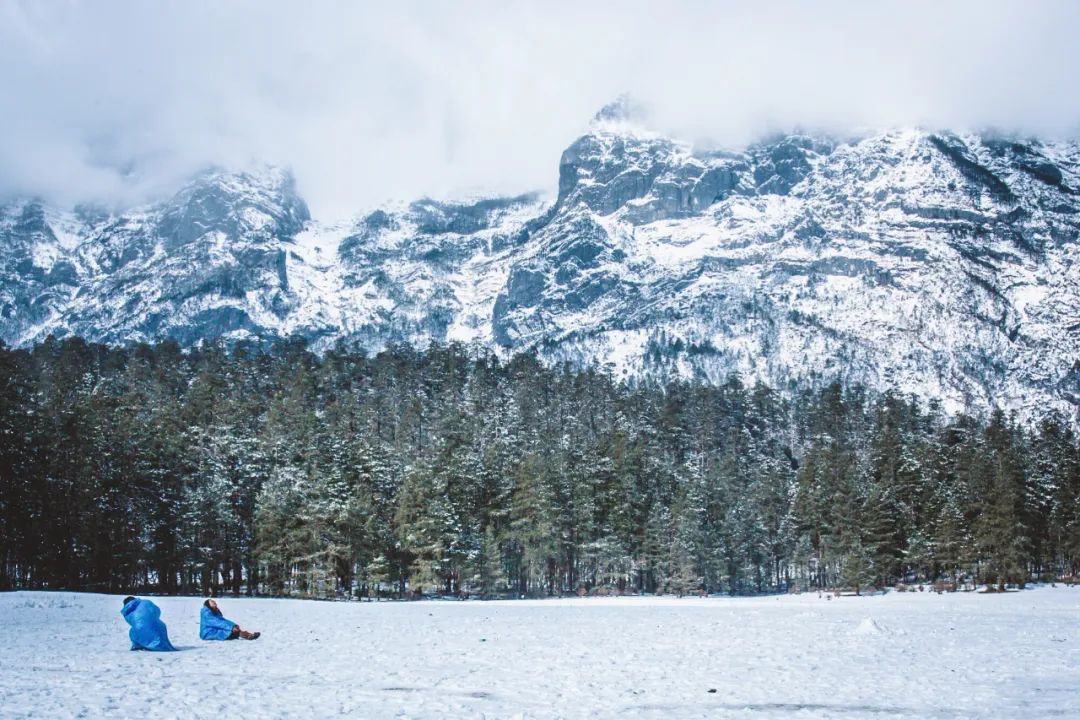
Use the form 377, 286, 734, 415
2, 105, 1079, 419
1, 167, 311, 346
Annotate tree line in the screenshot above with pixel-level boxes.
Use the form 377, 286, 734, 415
1, 336, 1078, 598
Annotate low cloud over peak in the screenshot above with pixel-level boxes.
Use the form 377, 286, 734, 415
2, 0, 1079, 220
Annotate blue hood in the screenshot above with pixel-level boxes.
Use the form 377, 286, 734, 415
121, 598, 176, 651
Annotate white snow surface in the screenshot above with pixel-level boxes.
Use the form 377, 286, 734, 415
1, 587, 1078, 719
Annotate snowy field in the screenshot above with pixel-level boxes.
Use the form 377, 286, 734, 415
1, 587, 1078, 719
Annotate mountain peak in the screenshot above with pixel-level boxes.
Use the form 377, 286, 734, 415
590, 94, 649, 128
178, 164, 298, 199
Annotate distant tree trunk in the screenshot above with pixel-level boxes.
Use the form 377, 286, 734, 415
232, 558, 242, 596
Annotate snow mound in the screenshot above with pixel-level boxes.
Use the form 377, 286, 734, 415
853, 617, 889, 636
11, 596, 81, 610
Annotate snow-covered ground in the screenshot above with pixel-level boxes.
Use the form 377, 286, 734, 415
1, 587, 1078, 719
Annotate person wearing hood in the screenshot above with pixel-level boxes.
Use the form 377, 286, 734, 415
200, 598, 260, 641
120, 596, 177, 651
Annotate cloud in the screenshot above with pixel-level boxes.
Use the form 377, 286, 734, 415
2, 0, 1079, 219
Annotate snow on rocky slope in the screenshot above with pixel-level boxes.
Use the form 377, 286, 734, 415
2, 100, 1079, 418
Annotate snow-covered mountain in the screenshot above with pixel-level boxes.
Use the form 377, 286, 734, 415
3, 101, 1080, 418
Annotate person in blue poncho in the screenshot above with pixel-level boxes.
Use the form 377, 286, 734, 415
200, 598, 260, 641
121, 596, 177, 651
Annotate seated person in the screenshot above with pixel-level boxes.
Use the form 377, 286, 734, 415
121, 596, 177, 651
200, 598, 260, 641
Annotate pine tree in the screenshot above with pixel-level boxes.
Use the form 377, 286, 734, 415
473, 525, 503, 598
975, 411, 1030, 590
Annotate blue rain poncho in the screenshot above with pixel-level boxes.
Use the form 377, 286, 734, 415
200, 606, 238, 641
121, 598, 176, 651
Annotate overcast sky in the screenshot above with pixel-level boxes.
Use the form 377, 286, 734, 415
3, 0, 1080, 219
